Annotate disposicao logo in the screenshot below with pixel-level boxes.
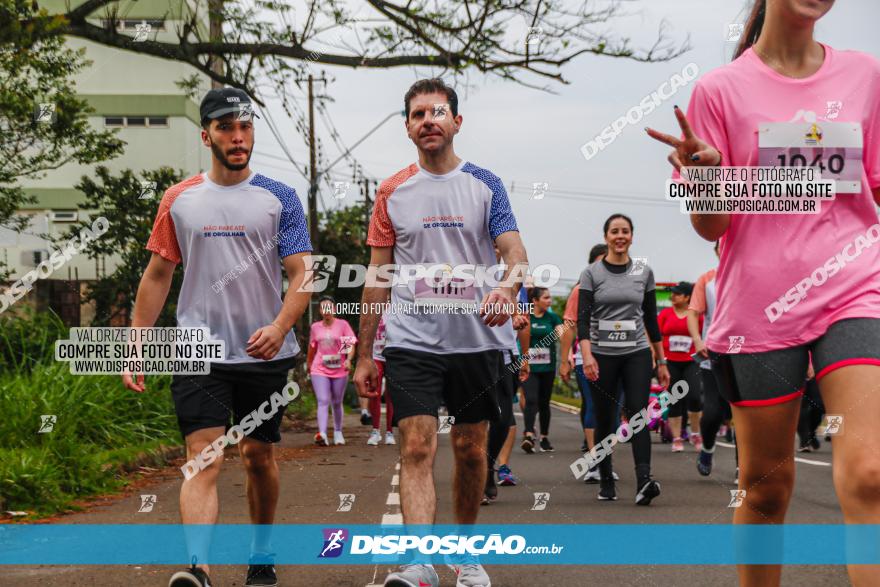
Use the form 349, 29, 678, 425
318, 528, 348, 558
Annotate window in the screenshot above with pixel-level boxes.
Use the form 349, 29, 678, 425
102, 19, 166, 31
104, 116, 170, 128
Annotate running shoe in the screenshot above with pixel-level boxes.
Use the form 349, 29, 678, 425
484, 468, 498, 503
384, 564, 439, 587
597, 480, 617, 501
367, 429, 381, 446
581, 440, 589, 453
797, 441, 813, 453
333, 430, 346, 445
810, 437, 820, 451
659, 421, 673, 443
539, 437, 554, 452
583, 467, 601, 484
314, 432, 329, 446
635, 478, 661, 506
497, 465, 517, 486
169, 564, 212, 587
520, 435, 535, 454
449, 563, 492, 587
385, 431, 396, 445
690, 433, 703, 452
717, 424, 728, 438
360, 411, 372, 426
671, 438, 684, 452
245, 564, 277, 586
697, 450, 713, 476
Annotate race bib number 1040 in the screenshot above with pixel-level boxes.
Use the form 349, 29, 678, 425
758, 122, 863, 194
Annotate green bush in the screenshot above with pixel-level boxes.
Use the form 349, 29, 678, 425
0, 307, 68, 373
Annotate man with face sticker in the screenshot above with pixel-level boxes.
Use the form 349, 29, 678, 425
126, 87, 312, 587
354, 78, 528, 587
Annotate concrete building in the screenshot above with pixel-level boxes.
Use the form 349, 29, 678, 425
1, 0, 211, 323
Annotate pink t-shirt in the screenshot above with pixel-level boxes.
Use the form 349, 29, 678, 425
682, 45, 880, 354
309, 318, 357, 377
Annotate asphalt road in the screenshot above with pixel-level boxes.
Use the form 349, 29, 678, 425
2, 404, 849, 586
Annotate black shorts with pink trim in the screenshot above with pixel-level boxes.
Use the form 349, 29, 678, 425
708, 318, 880, 407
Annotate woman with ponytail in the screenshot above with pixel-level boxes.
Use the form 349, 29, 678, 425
648, 1, 880, 585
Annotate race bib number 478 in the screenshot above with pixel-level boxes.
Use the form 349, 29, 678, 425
758, 122, 863, 194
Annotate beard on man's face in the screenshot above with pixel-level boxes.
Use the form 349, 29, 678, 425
210, 139, 252, 171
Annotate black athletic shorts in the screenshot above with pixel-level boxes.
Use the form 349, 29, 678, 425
383, 347, 503, 426
170, 356, 296, 442
709, 318, 880, 407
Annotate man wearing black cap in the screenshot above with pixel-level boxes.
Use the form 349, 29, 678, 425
124, 87, 312, 587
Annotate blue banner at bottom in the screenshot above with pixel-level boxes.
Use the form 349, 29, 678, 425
1, 524, 878, 565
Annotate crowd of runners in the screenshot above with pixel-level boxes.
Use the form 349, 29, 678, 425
120, 0, 880, 586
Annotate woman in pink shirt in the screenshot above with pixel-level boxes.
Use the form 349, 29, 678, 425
307, 296, 357, 446
648, 1, 880, 585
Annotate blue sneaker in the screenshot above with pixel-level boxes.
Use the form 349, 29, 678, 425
697, 450, 713, 476
497, 464, 517, 486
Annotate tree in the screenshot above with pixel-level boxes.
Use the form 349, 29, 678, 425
0, 0, 124, 276
20, 0, 689, 107
314, 200, 371, 329
68, 166, 186, 326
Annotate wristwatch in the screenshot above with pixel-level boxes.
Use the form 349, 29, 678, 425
656, 358, 668, 366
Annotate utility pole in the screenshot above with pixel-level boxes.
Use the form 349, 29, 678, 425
307, 74, 318, 252
361, 178, 375, 239
297, 73, 329, 255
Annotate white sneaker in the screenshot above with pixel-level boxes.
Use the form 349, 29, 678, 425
384, 431, 396, 445
449, 563, 491, 587
333, 430, 345, 445
384, 564, 438, 587
367, 429, 381, 446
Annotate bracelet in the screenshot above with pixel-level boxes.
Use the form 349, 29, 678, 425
269, 322, 286, 336
656, 358, 668, 366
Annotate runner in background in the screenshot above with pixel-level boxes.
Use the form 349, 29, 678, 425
578, 214, 669, 504
688, 242, 732, 476
648, 1, 880, 583
307, 296, 357, 446
485, 246, 530, 501
797, 362, 824, 452
560, 243, 607, 456
484, 305, 529, 503
353, 78, 528, 587
126, 87, 312, 587
495, 318, 529, 487
521, 287, 564, 453
367, 315, 395, 446
659, 282, 703, 453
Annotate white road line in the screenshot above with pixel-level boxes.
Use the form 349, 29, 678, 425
381, 513, 403, 525
549, 399, 579, 415
794, 456, 832, 466
716, 441, 830, 466
370, 460, 403, 586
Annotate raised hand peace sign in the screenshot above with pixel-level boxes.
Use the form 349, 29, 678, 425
646, 106, 722, 171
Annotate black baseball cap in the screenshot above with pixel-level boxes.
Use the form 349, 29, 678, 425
199, 87, 260, 125
670, 281, 693, 296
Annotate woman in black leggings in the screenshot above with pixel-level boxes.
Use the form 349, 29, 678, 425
578, 214, 670, 504
521, 287, 564, 453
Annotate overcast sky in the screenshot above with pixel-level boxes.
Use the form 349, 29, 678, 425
250, 0, 879, 290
